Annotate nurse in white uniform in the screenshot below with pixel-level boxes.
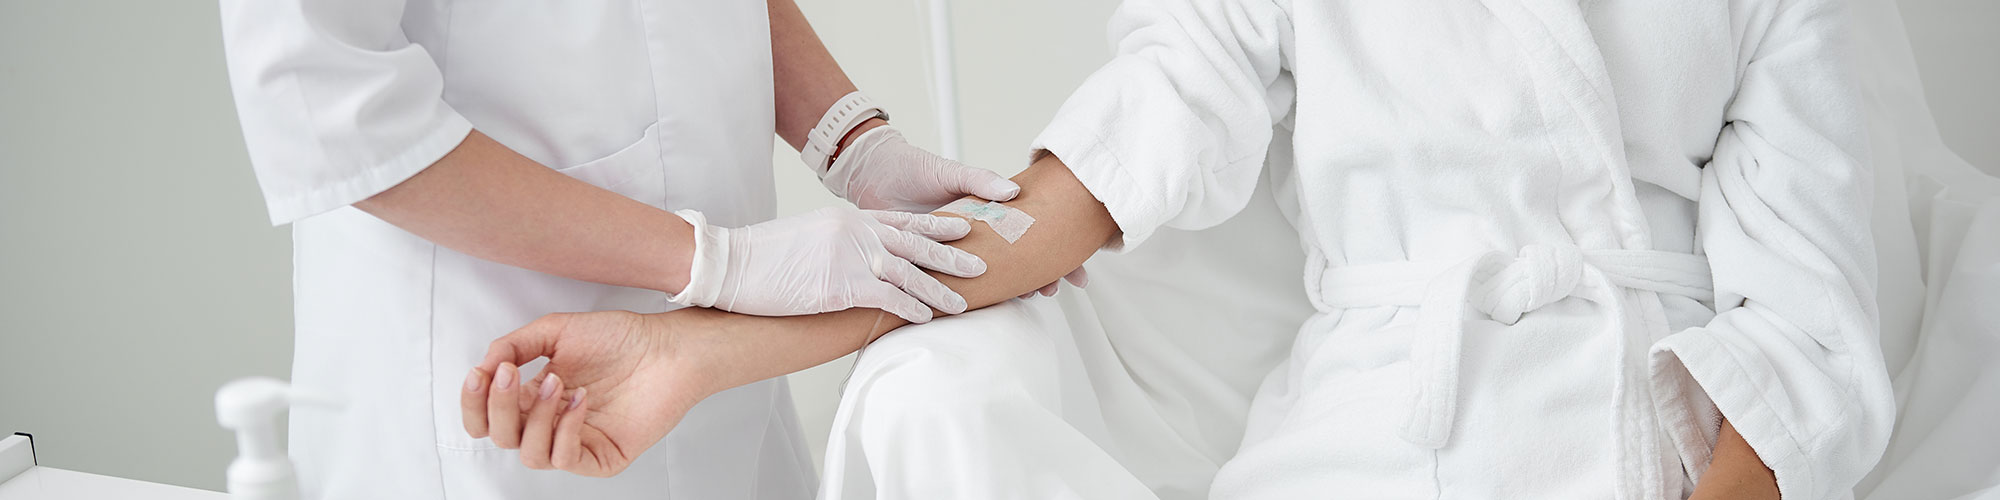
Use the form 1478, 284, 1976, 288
216, 0, 1017, 498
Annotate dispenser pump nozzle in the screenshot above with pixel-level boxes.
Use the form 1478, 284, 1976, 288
215, 377, 339, 500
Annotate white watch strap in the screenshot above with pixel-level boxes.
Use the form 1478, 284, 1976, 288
801, 92, 888, 177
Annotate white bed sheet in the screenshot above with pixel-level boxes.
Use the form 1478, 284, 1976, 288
1849, 0, 2000, 498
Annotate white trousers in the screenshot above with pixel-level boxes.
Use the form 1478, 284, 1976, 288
819, 299, 1157, 500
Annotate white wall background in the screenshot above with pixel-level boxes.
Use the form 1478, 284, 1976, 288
0, 0, 1992, 492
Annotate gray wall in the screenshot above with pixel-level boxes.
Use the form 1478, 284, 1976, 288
1901, 0, 2000, 170
0, 0, 293, 488
0, 0, 1991, 492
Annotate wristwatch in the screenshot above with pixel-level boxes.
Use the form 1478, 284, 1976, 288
800, 91, 889, 178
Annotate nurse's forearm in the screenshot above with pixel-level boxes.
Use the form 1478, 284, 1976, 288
1688, 419, 1779, 500
767, 0, 884, 153
356, 130, 695, 294
675, 154, 1117, 391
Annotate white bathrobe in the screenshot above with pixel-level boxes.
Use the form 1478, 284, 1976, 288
826, 0, 1894, 498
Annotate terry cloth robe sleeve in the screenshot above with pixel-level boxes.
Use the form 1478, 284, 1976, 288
1648, 0, 1895, 497
220, 0, 474, 225
1030, 0, 1294, 251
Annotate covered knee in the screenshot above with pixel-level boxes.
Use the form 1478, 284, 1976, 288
847, 315, 1061, 424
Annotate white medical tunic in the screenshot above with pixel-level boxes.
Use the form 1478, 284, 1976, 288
1033, 0, 1894, 498
218, 0, 813, 498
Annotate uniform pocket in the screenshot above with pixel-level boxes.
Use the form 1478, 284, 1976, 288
554, 121, 669, 209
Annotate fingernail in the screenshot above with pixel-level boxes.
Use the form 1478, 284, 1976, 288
989, 180, 1021, 200
539, 373, 561, 401
465, 370, 483, 392
495, 364, 516, 390
568, 387, 587, 411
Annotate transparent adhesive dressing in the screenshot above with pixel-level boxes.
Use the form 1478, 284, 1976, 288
939, 199, 1035, 243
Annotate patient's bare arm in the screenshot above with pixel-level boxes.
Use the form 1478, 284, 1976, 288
460, 154, 1117, 476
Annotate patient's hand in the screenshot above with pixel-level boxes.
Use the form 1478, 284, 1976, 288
460, 310, 710, 476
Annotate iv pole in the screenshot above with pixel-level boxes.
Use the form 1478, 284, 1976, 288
925, 0, 962, 160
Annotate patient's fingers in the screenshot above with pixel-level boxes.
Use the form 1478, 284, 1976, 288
461, 367, 491, 438
871, 223, 984, 278
487, 362, 525, 449
866, 210, 971, 241
877, 258, 965, 314
518, 374, 564, 470
550, 387, 588, 472
1019, 267, 1087, 301
1062, 267, 1089, 288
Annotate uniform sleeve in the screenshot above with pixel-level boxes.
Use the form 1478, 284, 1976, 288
1030, 0, 1294, 251
1648, 0, 1895, 497
220, 0, 473, 225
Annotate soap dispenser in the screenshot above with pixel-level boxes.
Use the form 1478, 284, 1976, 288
215, 377, 339, 500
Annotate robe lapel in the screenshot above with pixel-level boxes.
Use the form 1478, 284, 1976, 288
1471, 1, 1682, 499
1478, 0, 1654, 250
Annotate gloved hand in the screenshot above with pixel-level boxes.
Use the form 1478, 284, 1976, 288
822, 126, 1021, 212
668, 207, 981, 323
823, 125, 1088, 298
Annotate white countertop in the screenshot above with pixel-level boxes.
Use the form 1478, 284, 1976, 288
0, 434, 226, 499
0, 467, 226, 500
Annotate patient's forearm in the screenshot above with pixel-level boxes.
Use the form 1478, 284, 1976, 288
673, 154, 1116, 392
920, 154, 1116, 311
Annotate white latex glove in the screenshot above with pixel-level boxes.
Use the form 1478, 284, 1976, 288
824, 125, 1089, 297
668, 207, 982, 323
823, 126, 1021, 212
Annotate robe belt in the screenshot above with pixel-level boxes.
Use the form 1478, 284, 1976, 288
1316, 244, 1714, 448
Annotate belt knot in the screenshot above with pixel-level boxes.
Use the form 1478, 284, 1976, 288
1474, 244, 1586, 324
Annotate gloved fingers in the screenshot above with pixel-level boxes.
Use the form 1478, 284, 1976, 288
870, 222, 985, 278
866, 210, 971, 241
1019, 291, 1037, 300
486, 362, 526, 449
517, 374, 565, 470
1038, 282, 1060, 297
944, 160, 1021, 202
1062, 266, 1090, 288
875, 257, 967, 314
857, 279, 937, 323
461, 367, 492, 438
